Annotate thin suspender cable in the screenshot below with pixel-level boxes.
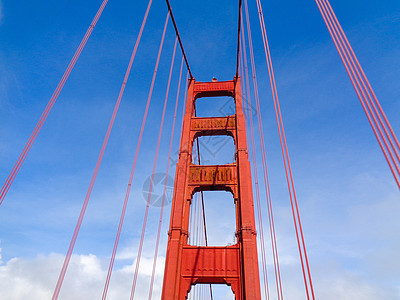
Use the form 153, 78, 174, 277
192, 192, 196, 247
194, 192, 198, 247
193, 117, 214, 299
189, 197, 193, 245
240, 44, 270, 300
252, 0, 315, 298
195, 188, 200, 246
320, 0, 400, 157
130, 12, 170, 300
195, 140, 209, 247
257, 1, 313, 299
315, 0, 400, 188
243, 14, 284, 300
52, 1, 151, 298
255, 0, 314, 297
241, 27, 270, 300
192, 108, 210, 248
0, 0, 109, 207
148, 37, 180, 300
99, 2, 154, 299
194, 176, 201, 250
317, 0, 400, 173
193, 95, 214, 299
315, 0, 400, 185
197, 193, 201, 248
200, 191, 209, 247
240, 18, 266, 292
242, 2, 284, 299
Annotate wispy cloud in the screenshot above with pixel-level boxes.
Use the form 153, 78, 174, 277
2, 250, 393, 300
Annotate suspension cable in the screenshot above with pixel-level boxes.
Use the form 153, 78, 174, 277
240, 42, 270, 300
193, 109, 214, 299
251, 0, 315, 298
148, 38, 180, 300
241, 29, 270, 300
0, 0, 109, 207
97, 2, 155, 299
235, 0, 243, 78
320, 0, 400, 158
315, 0, 400, 189
317, 0, 400, 172
188, 186, 194, 246
165, 0, 193, 79
192, 108, 210, 248
51, 1, 151, 298
242, 4, 284, 299
129, 12, 170, 300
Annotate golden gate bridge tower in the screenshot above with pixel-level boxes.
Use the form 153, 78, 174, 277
162, 77, 261, 299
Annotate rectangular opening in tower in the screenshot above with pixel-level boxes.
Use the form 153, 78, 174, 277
193, 136, 236, 165
187, 284, 235, 300
188, 191, 236, 247
195, 96, 236, 117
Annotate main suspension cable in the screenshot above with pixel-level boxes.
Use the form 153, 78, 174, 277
165, 0, 193, 79
0, 0, 109, 207
52, 1, 151, 298
235, 0, 243, 78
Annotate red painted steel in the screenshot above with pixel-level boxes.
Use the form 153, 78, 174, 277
161, 77, 261, 299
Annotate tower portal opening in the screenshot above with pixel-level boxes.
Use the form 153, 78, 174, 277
188, 191, 236, 247
187, 284, 235, 300
195, 96, 236, 117
192, 136, 236, 165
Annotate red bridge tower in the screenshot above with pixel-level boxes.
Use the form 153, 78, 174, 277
161, 76, 261, 299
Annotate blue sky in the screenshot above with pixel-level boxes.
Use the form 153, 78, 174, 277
0, 0, 400, 299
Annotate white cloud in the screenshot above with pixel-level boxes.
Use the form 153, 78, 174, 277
263, 260, 398, 300
317, 275, 387, 300
0, 252, 166, 300
9, 247, 390, 300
